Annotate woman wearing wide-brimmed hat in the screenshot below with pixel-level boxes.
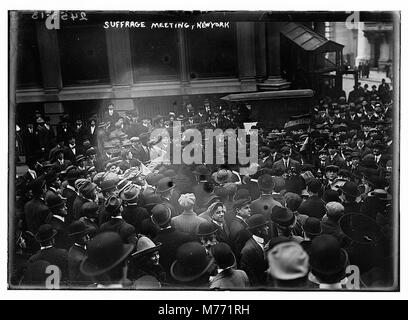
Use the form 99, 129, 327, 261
127, 236, 165, 288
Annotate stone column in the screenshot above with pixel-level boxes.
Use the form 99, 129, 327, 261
258, 22, 290, 91
355, 22, 371, 65
378, 33, 390, 69
35, 23, 63, 93
254, 22, 267, 82
105, 28, 134, 113
236, 22, 257, 91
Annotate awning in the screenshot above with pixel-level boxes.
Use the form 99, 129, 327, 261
281, 22, 344, 53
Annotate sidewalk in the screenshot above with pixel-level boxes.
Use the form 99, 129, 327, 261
343, 69, 393, 96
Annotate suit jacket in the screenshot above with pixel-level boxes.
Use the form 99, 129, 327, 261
100, 217, 137, 244
29, 247, 68, 281
68, 244, 92, 286
132, 145, 150, 164
65, 145, 77, 163
210, 268, 250, 289
122, 204, 150, 234
298, 195, 326, 220
72, 196, 90, 220
24, 197, 50, 234
250, 194, 283, 220
272, 158, 301, 174
56, 125, 73, 145
328, 154, 346, 168
86, 125, 98, 147
62, 186, 78, 225
160, 197, 178, 218
192, 182, 213, 210
171, 212, 207, 236
239, 237, 268, 287
21, 128, 39, 158
52, 159, 71, 173
37, 125, 55, 152
73, 125, 88, 146
153, 227, 195, 284
47, 215, 70, 250
78, 217, 99, 237
229, 217, 252, 258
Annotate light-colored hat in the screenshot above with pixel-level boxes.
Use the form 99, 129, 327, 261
267, 241, 309, 280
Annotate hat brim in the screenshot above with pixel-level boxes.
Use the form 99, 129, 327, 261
121, 192, 139, 202
338, 186, 360, 198
213, 171, 233, 185
310, 248, 348, 275
69, 226, 93, 238
170, 256, 214, 282
247, 221, 270, 231
197, 228, 218, 237
131, 243, 162, 259
35, 229, 58, 243
367, 191, 392, 201
80, 243, 134, 277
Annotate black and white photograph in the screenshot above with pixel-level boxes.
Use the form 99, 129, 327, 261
8, 9, 400, 292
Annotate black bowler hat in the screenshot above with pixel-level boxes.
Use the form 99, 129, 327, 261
170, 242, 214, 282
45, 193, 66, 209
35, 224, 57, 243
156, 177, 175, 193
310, 235, 348, 275
258, 174, 275, 191
270, 206, 295, 227
80, 232, 134, 277
68, 220, 92, 238
197, 221, 218, 237
247, 214, 269, 231
151, 204, 171, 227
339, 181, 360, 198
210, 242, 236, 269
303, 217, 322, 236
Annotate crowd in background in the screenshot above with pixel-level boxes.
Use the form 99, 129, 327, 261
12, 80, 395, 289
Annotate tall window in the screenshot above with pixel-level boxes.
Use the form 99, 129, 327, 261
58, 25, 110, 85
130, 29, 180, 81
187, 24, 238, 79
16, 18, 43, 88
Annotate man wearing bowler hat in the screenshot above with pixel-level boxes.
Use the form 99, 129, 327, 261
80, 231, 134, 288
45, 193, 70, 250
151, 204, 194, 284
67, 220, 93, 286
272, 146, 301, 174
120, 184, 149, 234
79, 202, 100, 237
170, 241, 215, 288
308, 234, 349, 289
239, 214, 270, 287
210, 242, 250, 289
29, 224, 68, 283
339, 181, 361, 214
229, 198, 252, 258
24, 178, 50, 234
156, 177, 178, 218
298, 178, 326, 220
73, 180, 98, 220
250, 174, 283, 220
100, 195, 138, 245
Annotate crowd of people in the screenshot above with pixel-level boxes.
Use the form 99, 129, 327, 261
12, 82, 395, 290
